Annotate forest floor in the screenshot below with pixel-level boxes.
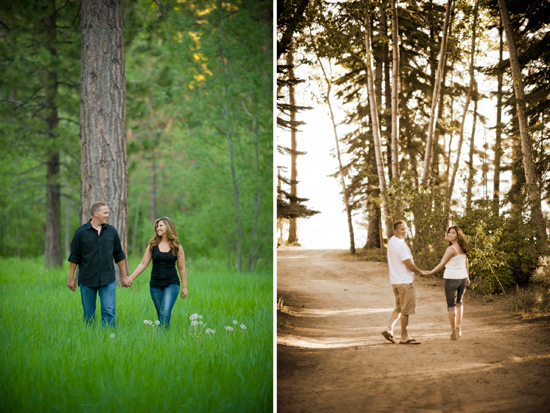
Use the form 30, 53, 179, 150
277, 247, 550, 413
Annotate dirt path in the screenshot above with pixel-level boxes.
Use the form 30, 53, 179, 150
277, 247, 550, 413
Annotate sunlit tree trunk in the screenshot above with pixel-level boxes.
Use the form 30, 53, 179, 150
81, 0, 128, 280
364, 10, 392, 242
466, 85, 478, 210
365, 138, 382, 249
493, 17, 503, 214
390, 0, 400, 180
448, 0, 478, 207
287, 49, 299, 245
44, 8, 62, 268
316, 54, 355, 254
422, 0, 453, 183
498, 0, 547, 247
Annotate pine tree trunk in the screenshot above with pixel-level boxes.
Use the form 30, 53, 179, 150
44, 9, 63, 268
390, 0, 400, 180
378, 5, 392, 181
422, 0, 453, 183
365, 124, 381, 249
364, 11, 393, 242
493, 17, 503, 214
316, 55, 355, 255
287, 49, 299, 244
498, 0, 547, 247
466, 85, 478, 210
80, 0, 128, 280
150, 156, 157, 223
447, 0, 478, 207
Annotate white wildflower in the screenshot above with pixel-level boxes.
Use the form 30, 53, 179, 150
191, 320, 199, 326
155, 320, 160, 326
199, 315, 203, 319
233, 320, 238, 325
240, 324, 246, 330
110, 333, 115, 338
199, 321, 203, 325
189, 313, 199, 320
143, 320, 149, 324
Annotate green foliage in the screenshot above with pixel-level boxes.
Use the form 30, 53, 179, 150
1, 0, 273, 272
463, 224, 512, 294
0, 257, 273, 412
385, 179, 448, 270
455, 195, 543, 289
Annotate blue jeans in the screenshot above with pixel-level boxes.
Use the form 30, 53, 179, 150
80, 280, 117, 328
150, 284, 179, 328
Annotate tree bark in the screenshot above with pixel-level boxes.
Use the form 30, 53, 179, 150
218, 6, 243, 270
493, 16, 503, 214
287, 49, 299, 244
365, 135, 382, 249
447, 0, 478, 207
44, 8, 63, 268
150, 156, 157, 223
466, 85, 478, 210
422, 0, 453, 183
80, 0, 128, 279
498, 0, 547, 246
364, 11, 392, 242
390, 0, 400, 180
316, 55, 356, 255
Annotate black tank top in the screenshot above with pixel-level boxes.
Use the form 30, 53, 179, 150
150, 245, 180, 289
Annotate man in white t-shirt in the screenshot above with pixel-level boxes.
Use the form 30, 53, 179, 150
381, 220, 426, 345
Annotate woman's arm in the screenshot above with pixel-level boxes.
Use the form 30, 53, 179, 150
129, 248, 152, 282
465, 255, 470, 286
426, 246, 456, 275
177, 245, 188, 299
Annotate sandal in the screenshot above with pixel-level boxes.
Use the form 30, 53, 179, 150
382, 330, 396, 343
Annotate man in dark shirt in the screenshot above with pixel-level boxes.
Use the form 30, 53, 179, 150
67, 201, 132, 328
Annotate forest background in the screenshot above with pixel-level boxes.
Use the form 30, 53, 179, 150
0, 0, 273, 273
277, 0, 550, 296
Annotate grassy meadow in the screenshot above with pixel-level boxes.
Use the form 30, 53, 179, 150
0, 256, 273, 413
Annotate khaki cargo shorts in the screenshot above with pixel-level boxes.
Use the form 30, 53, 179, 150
392, 283, 416, 315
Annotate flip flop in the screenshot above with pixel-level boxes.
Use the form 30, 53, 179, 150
382, 331, 396, 343
399, 339, 421, 345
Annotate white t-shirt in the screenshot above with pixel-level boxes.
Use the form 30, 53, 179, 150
387, 236, 414, 284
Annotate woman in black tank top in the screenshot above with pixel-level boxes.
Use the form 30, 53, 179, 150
129, 217, 188, 328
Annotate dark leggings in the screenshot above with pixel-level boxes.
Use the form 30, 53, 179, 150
444, 278, 467, 311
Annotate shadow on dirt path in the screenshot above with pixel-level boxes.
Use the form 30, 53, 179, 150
277, 247, 550, 413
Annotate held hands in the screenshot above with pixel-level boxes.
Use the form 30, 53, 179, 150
181, 287, 188, 299
121, 275, 133, 288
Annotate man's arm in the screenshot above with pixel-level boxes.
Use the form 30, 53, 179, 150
68, 262, 77, 291
403, 258, 425, 276
117, 259, 132, 287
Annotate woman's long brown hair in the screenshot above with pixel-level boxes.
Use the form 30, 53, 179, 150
447, 225, 469, 254
148, 217, 180, 256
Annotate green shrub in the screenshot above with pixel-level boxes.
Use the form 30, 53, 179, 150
385, 180, 448, 270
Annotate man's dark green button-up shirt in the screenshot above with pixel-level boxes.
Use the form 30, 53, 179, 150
68, 220, 126, 288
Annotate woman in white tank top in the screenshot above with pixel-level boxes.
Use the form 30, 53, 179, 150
425, 226, 470, 340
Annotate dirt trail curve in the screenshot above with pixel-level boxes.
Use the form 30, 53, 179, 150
277, 247, 550, 413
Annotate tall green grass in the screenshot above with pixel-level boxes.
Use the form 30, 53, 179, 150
0, 256, 273, 412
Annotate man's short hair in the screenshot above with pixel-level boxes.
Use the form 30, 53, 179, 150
393, 220, 406, 230
90, 202, 108, 217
